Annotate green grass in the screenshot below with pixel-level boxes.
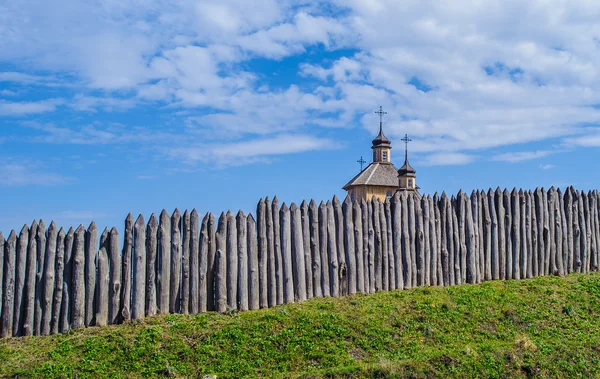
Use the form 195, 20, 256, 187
2, 273, 600, 378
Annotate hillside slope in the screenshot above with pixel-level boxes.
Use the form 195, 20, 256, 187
1, 273, 600, 378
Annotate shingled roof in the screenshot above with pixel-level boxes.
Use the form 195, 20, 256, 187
342, 162, 399, 190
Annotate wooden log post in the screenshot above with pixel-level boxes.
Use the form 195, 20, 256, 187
422, 197, 431, 286
248, 214, 260, 310
132, 215, 146, 320
23, 222, 39, 336
256, 199, 268, 308
465, 193, 476, 284
41, 221, 58, 335
34, 220, 47, 335
566, 188, 575, 273
206, 213, 216, 311
511, 189, 521, 281
181, 210, 190, 314
429, 195, 438, 286
343, 198, 357, 295
372, 198, 383, 291
272, 197, 283, 305
333, 197, 347, 296
189, 210, 200, 314
158, 210, 171, 314
408, 194, 418, 287
535, 188, 545, 276
226, 211, 238, 310
440, 193, 450, 286
281, 203, 295, 303
170, 209, 181, 314
83, 221, 97, 328
503, 189, 513, 279
542, 189, 551, 275
51, 228, 65, 334
525, 191, 533, 278
483, 190, 493, 280
214, 213, 227, 313
13, 224, 30, 336
519, 190, 527, 278
392, 193, 404, 290
367, 199, 376, 293
457, 192, 467, 283
95, 247, 109, 327
584, 192, 592, 273
72, 225, 86, 330
237, 211, 249, 311
379, 200, 389, 291
121, 214, 134, 322
495, 189, 505, 280
0, 233, 3, 332
558, 190, 569, 275
309, 200, 322, 298
415, 195, 425, 287
451, 196, 461, 284
591, 191, 599, 271
353, 200, 366, 293
327, 201, 339, 297
435, 194, 444, 285
60, 228, 74, 333
470, 191, 480, 283
108, 227, 120, 325
578, 191, 587, 273
198, 213, 208, 313
554, 190, 564, 276
301, 201, 313, 299
319, 202, 330, 296
401, 194, 411, 289
1, 231, 16, 338
265, 197, 276, 307
478, 191, 486, 282
362, 199, 371, 292
386, 198, 396, 290
548, 188, 558, 275
291, 204, 307, 302
145, 214, 158, 317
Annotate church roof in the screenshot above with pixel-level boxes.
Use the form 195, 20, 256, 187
398, 159, 416, 176
372, 126, 392, 148
343, 162, 399, 190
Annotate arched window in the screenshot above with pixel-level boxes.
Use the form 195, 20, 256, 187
382, 151, 388, 162
408, 179, 413, 188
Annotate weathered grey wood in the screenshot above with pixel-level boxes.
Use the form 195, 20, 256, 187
477, 191, 485, 282
451, 196, 461, 284
502, 189, 513, 279
226, 211, 238, 310
247, 214, 260, 310
531, 191, 539, 277
367, 199, 376, 293
591, 191, 599, 271
95, 247, 109, 327
408, 194, 418, 287
309, 200, 322, 298
170, 209, 181, 313
361, 199, 371, 292
272, 197, 283, 305
578, 191, 587, 273
574, 188, 583, 272
34, 220, 47, 335
72, 225, 85, 330
158, 210, 171, 314
0, 233, 3, 333
327, 201, 339, 297
343, 198, 356, 295
50, 228, 65, 334
83, 221, 97, 328
108, 227, 120, 325
538, 188, 549, 275
429, 195, 438, 286
457, 192, 467, 283
256, 199, 268, 307
214, 213, 227, 313
265, 197, 276, 307
60, 227, 74, 333
40, 221, 58, 335
564, 189, 573, 273
333, 196, 346, 295
280, 204, 294, 303
291, 204, 307, 302
132, 215, 146, 320
435, 194, 443, 285
519, 190, 527, 278
495, 189, 505, 280
197, 213, 208, 313
554, 190, 564, 276
13, 224, 30, 336
379, 200, 389, 291
189, 210, 200, 314
181, 210, 190, 314
1, 231, 16, 338
23, 222, 38, 336
391, 194, 404, 290
464, 193, 476, 283
558, 190, 568, 275
422, 197, 431, 286
548, 188, 557, 275
543, 189, 552, 275
584, 192, 592, 272
145, 214, 158, 317
206, 213, 216, 311
237, 211, 249, 311
353, 200, 366, 293
301, 201, 313, 299
470, 191, 480, 283
511, 189, 520, 281
319, 202, 330, 296
525, 191, 533, 278
401, 194, 412, 288
372, 198, 383, 291
121, 214, 134, 322
440, 193, 450, 286
386, 199, 396, 290
483, 191, 492, 280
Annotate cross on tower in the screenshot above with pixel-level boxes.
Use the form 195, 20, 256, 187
374, 106, 387, 125
401, 133, 412, 160
357, 156, 366, 171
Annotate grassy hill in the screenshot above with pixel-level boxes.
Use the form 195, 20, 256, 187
1, 273, 600, 378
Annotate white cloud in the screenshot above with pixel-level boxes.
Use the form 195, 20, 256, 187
540, 164, 555, 170
0, 162, 71, 186
0, 99, 62, 116
419, 152, 475, 166
492, 150, 553, 163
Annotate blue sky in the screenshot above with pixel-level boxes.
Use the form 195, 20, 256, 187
1, 0, 600, 234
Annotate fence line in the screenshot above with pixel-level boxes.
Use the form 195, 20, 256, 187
1, 187, 600, 338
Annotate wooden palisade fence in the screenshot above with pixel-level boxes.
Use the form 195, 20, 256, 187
1, 187, 599, 337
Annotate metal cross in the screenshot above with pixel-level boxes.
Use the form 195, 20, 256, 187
401, 134, 412, 159
357, 156, 366, 171
374, 106, 387, 124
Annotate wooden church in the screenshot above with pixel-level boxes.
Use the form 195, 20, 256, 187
343, 107, 420, 202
